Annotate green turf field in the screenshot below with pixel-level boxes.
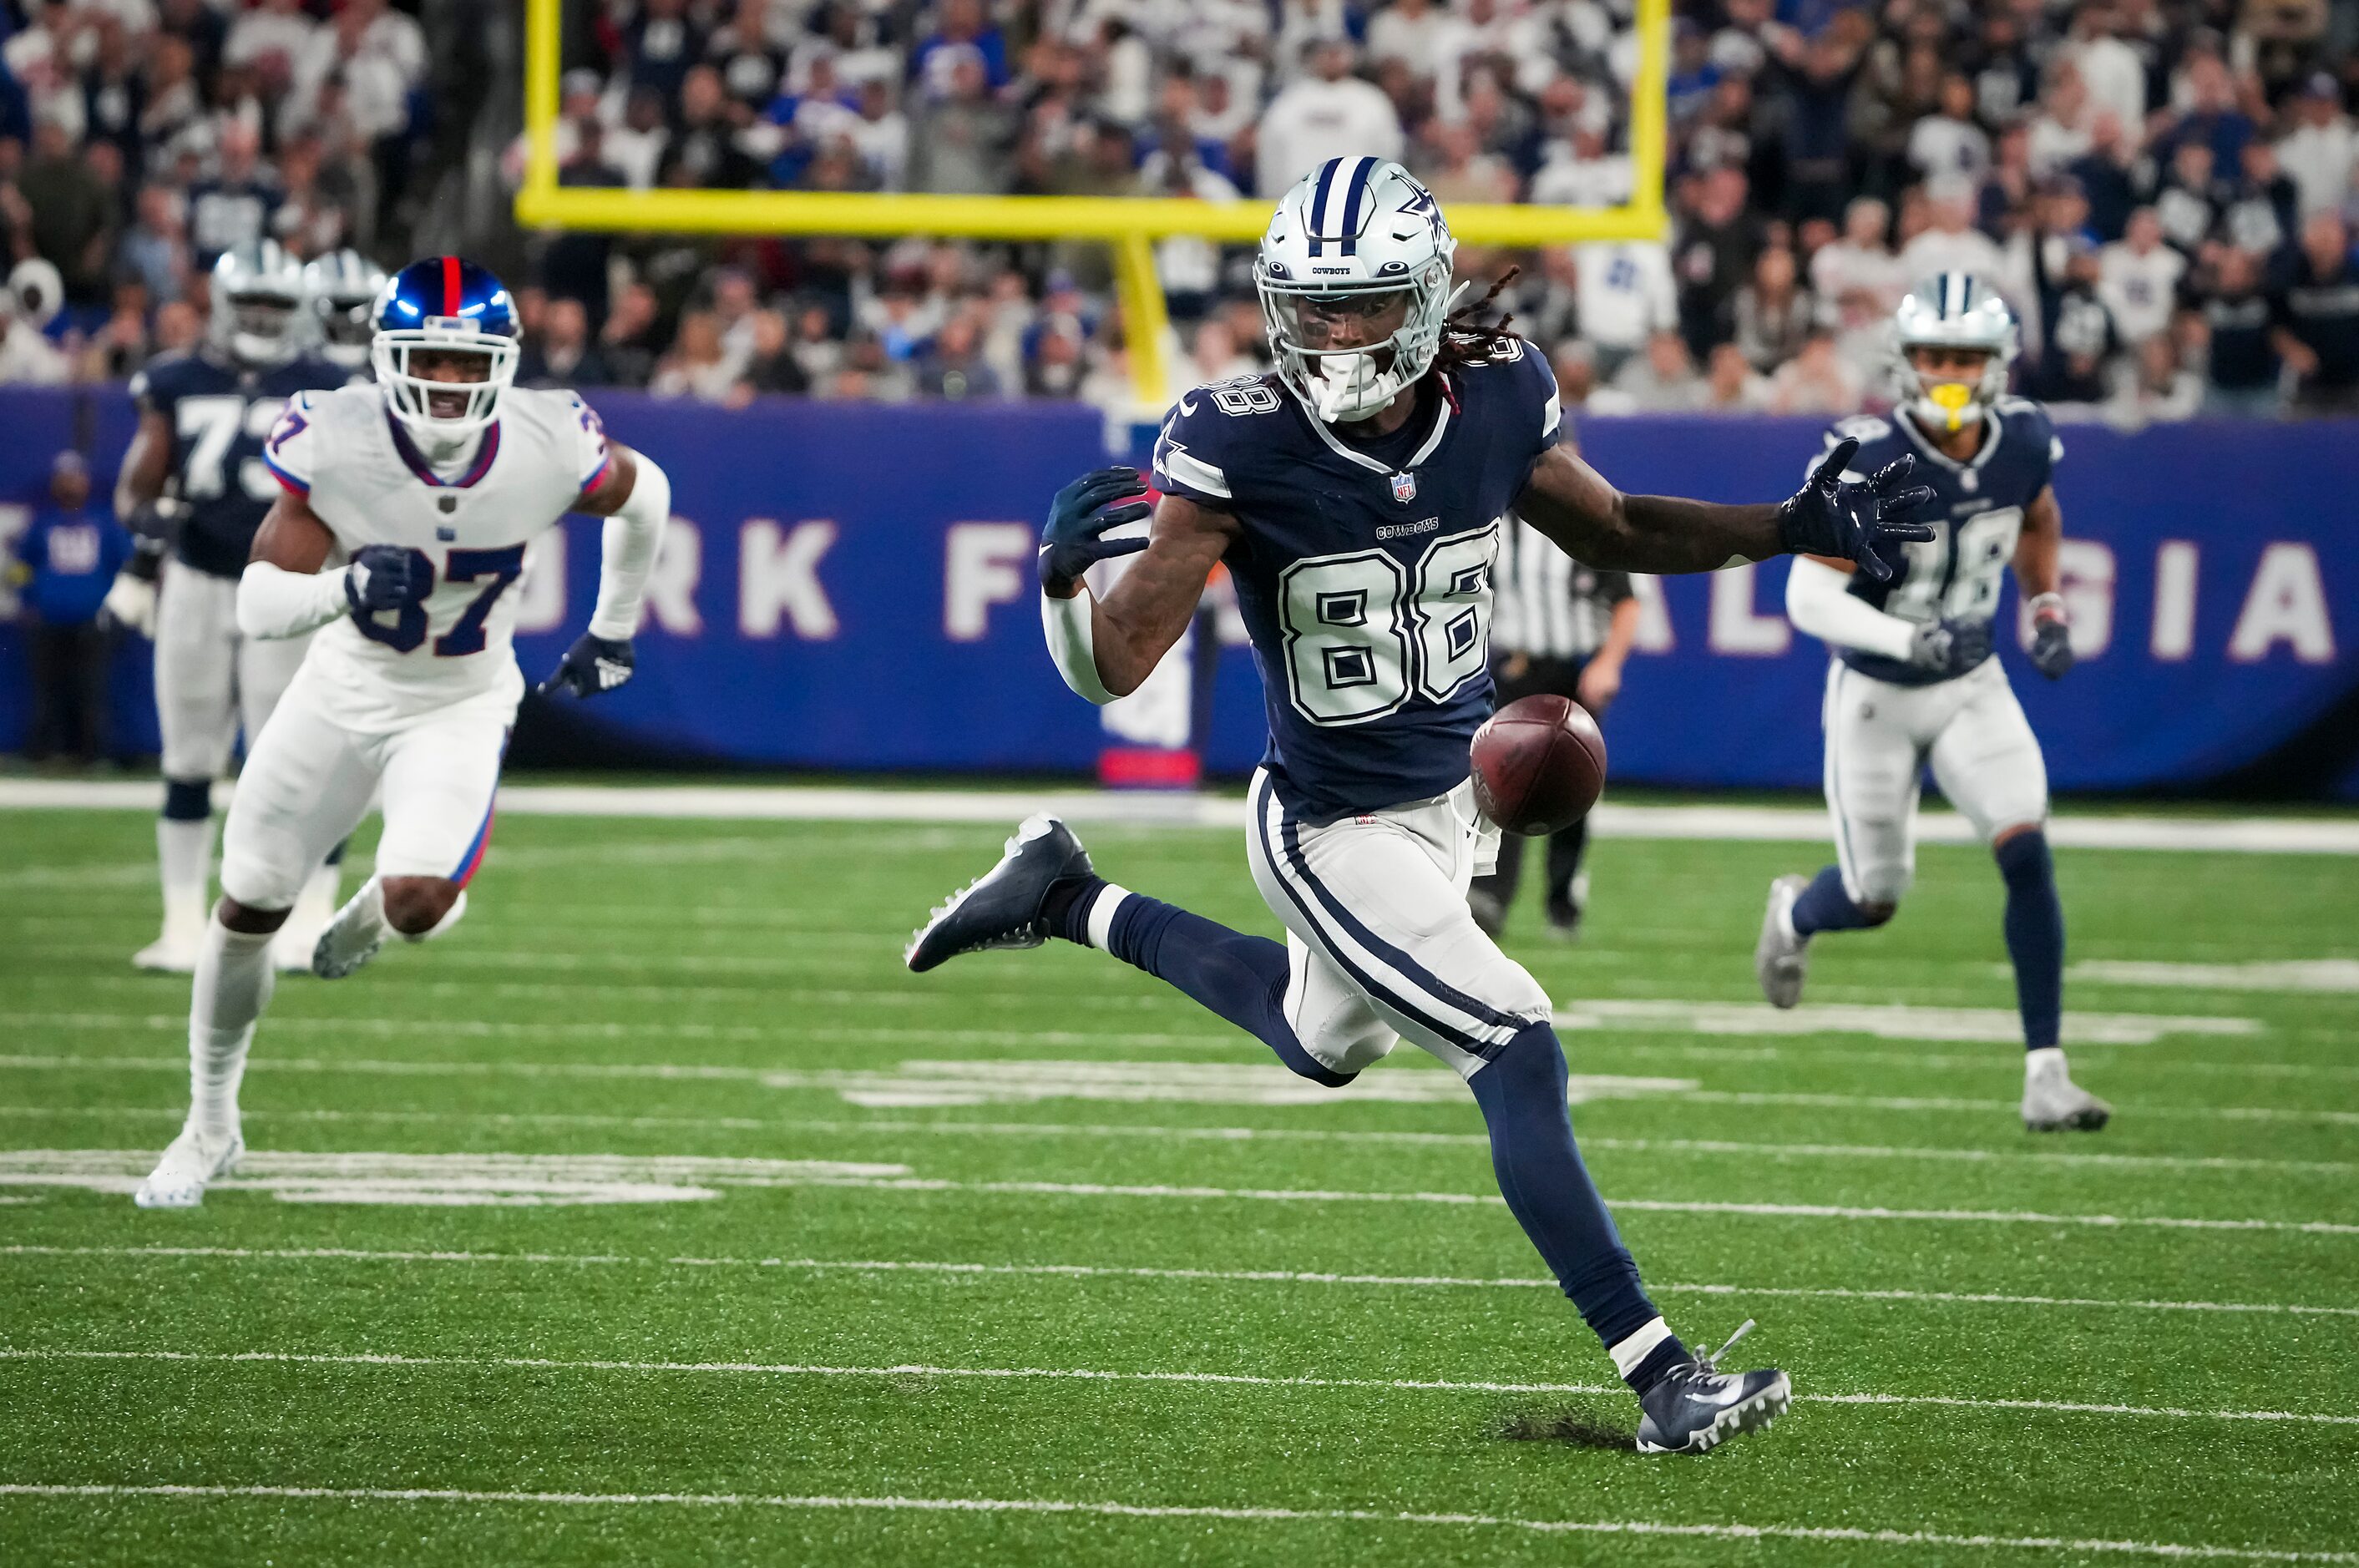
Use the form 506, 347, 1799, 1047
3, 805, 2355, 1565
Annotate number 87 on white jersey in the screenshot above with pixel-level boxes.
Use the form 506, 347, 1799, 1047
261, 381, 614, 730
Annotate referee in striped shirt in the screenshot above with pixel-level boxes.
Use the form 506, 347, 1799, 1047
1471, 512, 1640, 941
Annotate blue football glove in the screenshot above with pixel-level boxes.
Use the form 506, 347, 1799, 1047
1778, 438, 1937, 584
1040, 465, 1152, 597
1907, 616, 1993, 677
538, 633, 635, 699
344, 544, 422, 614
2027, 601, 2075, 680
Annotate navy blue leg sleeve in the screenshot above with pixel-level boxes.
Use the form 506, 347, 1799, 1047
1790, 862, 1877, 936
1096, 892, 1354, 1088
1995, 830, 2064, 1050
1470, 1024, 1664, 1363
162, 777, 211, 822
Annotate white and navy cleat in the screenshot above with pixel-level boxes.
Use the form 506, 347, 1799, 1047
2023, 1068, 2112, 1133
1634, 1322, 1793, 1456
905, 814, 1093, 974
133, 1123, 245, 1209
1754, 875, 1811, 1009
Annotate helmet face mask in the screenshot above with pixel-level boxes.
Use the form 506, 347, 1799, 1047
210, 241, 306, 367
1891, 274, 2017, 434
371, 258, 519, 442
305, 250, 389, 371
1255, 157, 1457, 423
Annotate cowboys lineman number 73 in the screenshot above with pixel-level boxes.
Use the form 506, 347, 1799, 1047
134, 256, 671, 1209
1756, 273, 2109, 1134
909, 156, 1939, 1454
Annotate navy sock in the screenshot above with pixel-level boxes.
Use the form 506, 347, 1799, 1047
1088, 889, 1354, 1088
1470, 1024, 1681, 1390
1789, 864, 1875, 937
161, 776, 211, 822
1995, 830, 2064, 1050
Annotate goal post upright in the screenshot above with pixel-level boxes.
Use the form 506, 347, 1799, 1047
517, 0, 1669, 412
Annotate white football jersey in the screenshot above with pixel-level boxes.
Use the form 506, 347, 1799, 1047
262, 382, 611, 731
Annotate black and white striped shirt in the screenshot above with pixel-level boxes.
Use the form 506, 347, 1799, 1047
1492, 518, 1635, 660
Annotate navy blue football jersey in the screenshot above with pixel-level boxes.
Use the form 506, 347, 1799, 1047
129, 351, 352, 578
1152, 347, 1562, 822
1812, 397, 2062, 686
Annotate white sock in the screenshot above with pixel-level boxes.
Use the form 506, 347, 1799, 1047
188, 919, 276, 1141
1082, 883, 1133, 950
2025, 1044, 2069, 1086
1607, 1315, 1676, 1379
156, 816, 215, 940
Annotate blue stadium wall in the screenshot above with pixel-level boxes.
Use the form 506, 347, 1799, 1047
1, 387, 2352, 798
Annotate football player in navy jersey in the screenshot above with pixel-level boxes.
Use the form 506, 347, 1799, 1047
104, 240, 353, 973
1757, 274, 2108, 1134
907, 158, 1936, 1455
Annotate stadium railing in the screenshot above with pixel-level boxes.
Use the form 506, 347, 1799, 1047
514, 0, 1671, 413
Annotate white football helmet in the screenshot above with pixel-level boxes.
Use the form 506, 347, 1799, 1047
1891, 273, 2017, 432
209, 240, 307, 367
1254, 156, 1460, 423
304, 249, 389, 370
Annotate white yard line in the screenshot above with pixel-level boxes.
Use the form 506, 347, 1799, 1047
2070, 960, 2359, 994
1, 1150, 2350, 1233
0, 1484, 2348, 1565
1, 1347, 2351, 1429
3, 1105, 2342, 1176
8, 1244, 2353, 1320
4, 1051, 2353, 1125
4, 778, 2357, 854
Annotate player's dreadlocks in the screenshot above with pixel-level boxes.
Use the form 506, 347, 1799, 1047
1431, 266, 1527, 372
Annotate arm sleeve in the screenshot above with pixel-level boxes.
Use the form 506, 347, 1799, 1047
1040, 586, 1118, 706
586, 450, 670, 640
237, 559, 350, 640
261, 392, 321, 495
1785, 555, 1917, 662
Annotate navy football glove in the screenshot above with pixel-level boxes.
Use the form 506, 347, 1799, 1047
539, 633, 635, 699
345, 544, 421, 614
1908, 616, 1993, 677
2027, 594, 2075, 680
1778, 438, 1937, 584
1040, 465, 1152, 597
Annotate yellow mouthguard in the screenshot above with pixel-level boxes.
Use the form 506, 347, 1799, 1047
1927, 382, 1974, 430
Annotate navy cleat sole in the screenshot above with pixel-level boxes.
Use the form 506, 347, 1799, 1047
905, 814, 1093, 974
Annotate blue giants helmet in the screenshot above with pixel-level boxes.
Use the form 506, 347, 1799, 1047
372, 255, 521, 439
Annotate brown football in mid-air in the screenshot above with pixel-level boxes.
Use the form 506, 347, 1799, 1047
1470, 694, 1607, 835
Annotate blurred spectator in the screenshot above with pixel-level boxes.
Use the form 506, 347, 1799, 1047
2279, 74, 2356, 220
1569, 240, 1678, 380
1768, 328, 1865, 416
0, 267, 70, 384
1732, 245, 1813, 372
917, 314, 1001, 399
1907, 74, 1992, 189
2098, 210, 2185, 349
2154, 139, 2225, 255
650, 307, 744, 402
9, 452, 127, 766
2028, 251, 2121, 407
18, 115, 114, 307
1612, 329, 1705, 411
1810, 199, 1905, 316
1673, 166, 1762, 357
185, 120, 277, 264
519, 297, 609, 387
2199, 247, 2282, 416
2108, 333, 2203, 427
2274, 212, 2359, 414
1700, 341, 1771, 411
738, 308, 809, 397
909, 56, 1015, 195
1256, 40, 1402, 198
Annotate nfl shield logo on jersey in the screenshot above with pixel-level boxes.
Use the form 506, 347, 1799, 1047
1390, 471, 1418, 503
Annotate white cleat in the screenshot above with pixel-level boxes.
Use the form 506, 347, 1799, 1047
133, 1124, 245, 1209
311, 883, 388, 980
2023, 1073, 2112, 1133
1754, 875, 1810, 1009
131, 932, 202, 974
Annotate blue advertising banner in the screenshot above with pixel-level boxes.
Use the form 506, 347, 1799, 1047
2, 388, 2352, 795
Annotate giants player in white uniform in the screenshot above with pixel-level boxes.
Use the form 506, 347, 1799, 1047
1754, 276, 2108, 1133
134, 256, 672, 1207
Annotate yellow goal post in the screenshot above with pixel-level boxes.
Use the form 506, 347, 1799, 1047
516, 0, 1670, 412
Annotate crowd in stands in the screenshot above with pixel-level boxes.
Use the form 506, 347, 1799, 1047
2, 0, 2356, 424
0, 0, 433, 381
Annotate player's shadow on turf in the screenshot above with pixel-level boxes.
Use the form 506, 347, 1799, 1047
1496, 1409, 1634, 1449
